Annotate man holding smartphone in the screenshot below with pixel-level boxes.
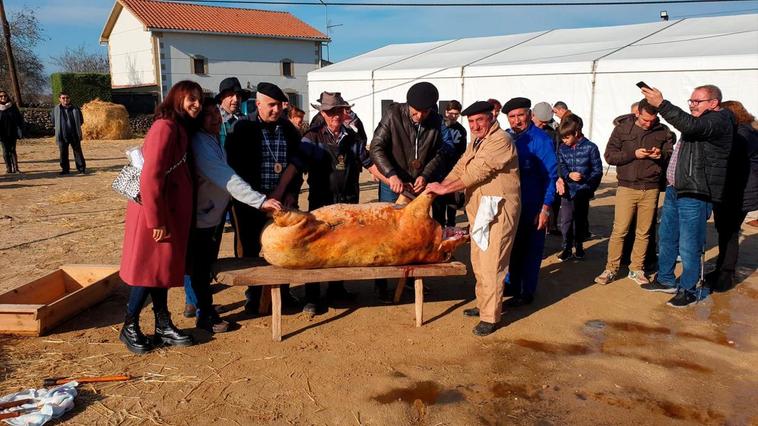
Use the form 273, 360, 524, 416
595, 98, 674, 286
640, 84, 734, 307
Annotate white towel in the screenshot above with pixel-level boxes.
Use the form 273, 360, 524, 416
0, 381, 77, 426
471, 196, 503, 251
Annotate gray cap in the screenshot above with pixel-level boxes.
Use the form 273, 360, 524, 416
532, 102, 554, 122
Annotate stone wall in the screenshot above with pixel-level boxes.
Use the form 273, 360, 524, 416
21, 108, 153, 139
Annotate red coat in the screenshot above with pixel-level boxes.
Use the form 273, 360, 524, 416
120, 119, 193, 288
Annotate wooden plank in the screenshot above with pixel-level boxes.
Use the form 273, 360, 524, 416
414, 278, 424, 327
393, 278, 406, 304
271, 285, 282, 342
60, 264, 120, 285
215, 259, 467, 287
0, 312, 39, 335
0, 304, 44, 314
0, 270, 66, 305
36, 271, 120, 335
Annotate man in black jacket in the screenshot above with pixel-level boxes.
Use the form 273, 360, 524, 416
640, 84, 734, 307
369, 81, 453, 300
225, 82, 304, 313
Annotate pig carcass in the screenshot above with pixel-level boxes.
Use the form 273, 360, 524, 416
260, 193, 468, 268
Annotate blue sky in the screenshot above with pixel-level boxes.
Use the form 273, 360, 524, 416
6, 0, 758, 73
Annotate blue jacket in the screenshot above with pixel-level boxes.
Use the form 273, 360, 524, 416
507, 124, 558, 213
558, 137, 603, 199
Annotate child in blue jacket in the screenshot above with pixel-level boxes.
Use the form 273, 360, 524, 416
556, 114, 602, 261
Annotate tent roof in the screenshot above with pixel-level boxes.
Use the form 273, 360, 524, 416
309, 14, 758, 80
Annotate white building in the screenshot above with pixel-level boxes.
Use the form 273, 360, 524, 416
308, 14, 758, 160
100, 0, 329, 108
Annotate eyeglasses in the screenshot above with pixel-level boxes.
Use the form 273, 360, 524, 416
687, 98, 713, 106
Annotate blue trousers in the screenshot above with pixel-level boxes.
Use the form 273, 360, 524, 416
506, 207, 546, 297
378, 181, 399, 203
657, 186, 711, 294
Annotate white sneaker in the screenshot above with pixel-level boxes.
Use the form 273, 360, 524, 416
628, 270, 650, 285
594, 270, 617, 285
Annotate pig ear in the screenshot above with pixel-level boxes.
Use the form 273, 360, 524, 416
272, 209, 311, 227
395, 194, 413, 205
404, 192, 436, 218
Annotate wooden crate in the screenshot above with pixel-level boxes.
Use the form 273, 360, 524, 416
0, 264, 121, 336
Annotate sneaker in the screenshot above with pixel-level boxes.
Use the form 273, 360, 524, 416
463, 307, 480, 317
628, 270, 650, 285
666, 289, 708, 308
557, 249, 573, 262
574, 246, 585, 259
594, 270, 617, 285
640, 279, 677, 293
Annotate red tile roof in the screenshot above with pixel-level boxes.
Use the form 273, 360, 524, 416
118, 0, 328, 41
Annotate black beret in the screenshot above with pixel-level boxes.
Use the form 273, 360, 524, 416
256, 82, 288, 102
406, 82, 439, 110
502, 97, 531, 115
461, 101, 493, 117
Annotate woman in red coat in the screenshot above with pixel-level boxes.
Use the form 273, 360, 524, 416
119, 80, 202, 354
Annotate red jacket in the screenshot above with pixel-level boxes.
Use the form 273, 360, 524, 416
120, 119, 193, 288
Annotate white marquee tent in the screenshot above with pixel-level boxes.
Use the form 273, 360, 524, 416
308, 14, 758, 161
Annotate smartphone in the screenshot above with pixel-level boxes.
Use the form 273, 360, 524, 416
636, 81, 651, 90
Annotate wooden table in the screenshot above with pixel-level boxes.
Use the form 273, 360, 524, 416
214, 258, 468, 341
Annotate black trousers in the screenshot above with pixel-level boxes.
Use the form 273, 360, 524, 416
559, 194, 590, 250
188, 225, 224, 318
548, 197, 561, 233
431, 195, 458, 227
1, 138, 17, 172
126, 286, 168, 317
713, 203, 748, 275
57, 137, 86, 172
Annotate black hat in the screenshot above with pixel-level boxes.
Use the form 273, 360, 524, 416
502, 97, 531, 115
215, 77, 251, 102
256, 82, 288, 103
461, 101, 493, 117
406, 82, 439, 110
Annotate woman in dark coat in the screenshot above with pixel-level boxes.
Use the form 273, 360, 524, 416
0, 90, 23, 173
707, 100, 758, 292
119, 80, 202, 354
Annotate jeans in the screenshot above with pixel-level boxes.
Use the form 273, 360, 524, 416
188, 226, 224, 318
657, 186, 712, 293
183, 275, 197, 306
378, 181, 399, 203
126, 286, 168, 317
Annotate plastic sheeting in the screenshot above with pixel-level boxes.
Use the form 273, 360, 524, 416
308, 14, 758, 162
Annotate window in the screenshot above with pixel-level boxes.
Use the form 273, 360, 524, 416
286, 92, 300, 108
191, 55, 207, 75
281, 59, 294, 78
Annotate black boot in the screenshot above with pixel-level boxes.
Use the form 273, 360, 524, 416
154, 310, 194, 347
119, 315, 154, 354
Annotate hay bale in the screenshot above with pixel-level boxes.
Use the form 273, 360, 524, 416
81, 99, 132, 140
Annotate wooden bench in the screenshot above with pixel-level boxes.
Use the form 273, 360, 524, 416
214, 258, 467, 341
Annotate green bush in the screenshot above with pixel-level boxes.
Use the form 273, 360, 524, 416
50, 73, 111, 106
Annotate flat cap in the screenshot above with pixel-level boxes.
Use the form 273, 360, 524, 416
406, 82, 439, 110
532, 102, 553, 122
256, 82, 288, 102
461, 101, 493, 117
502, 97, 531, 115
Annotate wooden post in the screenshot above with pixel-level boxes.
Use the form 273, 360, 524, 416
258, 285, 272, 315
414, 278, 423, 327
393, 277, 406, 304
271, 285, 282, 342
0, 0, 22, 107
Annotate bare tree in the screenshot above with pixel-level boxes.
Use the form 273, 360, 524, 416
50, 44, 109, 74
0, 7, 46, 103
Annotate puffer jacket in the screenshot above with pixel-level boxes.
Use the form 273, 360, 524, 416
370, 103, 452, 183
739, 122, 758, 212
658, 101, 734, 203
604, 114, 675, 190
558, 137, 603, 199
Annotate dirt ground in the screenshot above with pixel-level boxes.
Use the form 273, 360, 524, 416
0, 137, 756, 426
